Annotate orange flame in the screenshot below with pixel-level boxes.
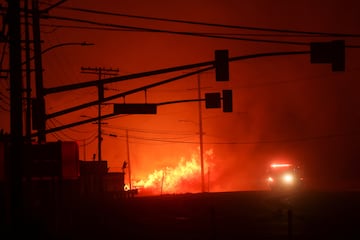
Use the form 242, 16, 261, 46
133, 149, 214, 195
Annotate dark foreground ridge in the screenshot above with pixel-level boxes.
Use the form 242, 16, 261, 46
2, 190, 360, 240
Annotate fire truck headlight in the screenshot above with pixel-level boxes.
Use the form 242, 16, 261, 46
282, 173, 294, 184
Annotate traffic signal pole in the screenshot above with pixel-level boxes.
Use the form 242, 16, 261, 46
24, 0, 32, 143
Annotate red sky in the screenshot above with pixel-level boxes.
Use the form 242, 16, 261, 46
1, 0, 360, 193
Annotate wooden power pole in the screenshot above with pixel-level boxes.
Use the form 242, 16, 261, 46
32, 0, 46, 143
8, 0, 24, 230
80, 67, 119, 162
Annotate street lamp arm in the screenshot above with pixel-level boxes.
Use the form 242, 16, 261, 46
41, 0, 67, 13
21, 41, 94, 65
41, 41, 95, 55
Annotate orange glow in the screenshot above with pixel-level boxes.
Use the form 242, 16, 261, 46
1, 0, 355, 195
270, 163, 292, 168
133, 149, 214, 195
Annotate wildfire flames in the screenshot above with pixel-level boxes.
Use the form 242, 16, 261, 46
131, 149, 214, 195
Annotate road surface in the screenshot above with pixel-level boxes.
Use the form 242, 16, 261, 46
2, 189, 360, 239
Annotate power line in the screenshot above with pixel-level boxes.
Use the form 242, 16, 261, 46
94, 130, 360, 145
40, 23, 138, 33
47, 118, 97, 141
42, 15, 360, 47
53, 5, 360, 38
4, 4, 360, 46
49, 131, 62, 141
80, 134, 98, 147
39, 23, 360, 39
43, 15, 311, 46
50, 117, 93, 134
103, 130, 194, 142
0, 103, 9, 112
47, 118, 79, 141
0, 90, 9, 102
102, 124, 196, 136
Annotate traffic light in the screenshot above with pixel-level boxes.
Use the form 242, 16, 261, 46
205, 92, 221, 108
310, 40, 345, 71
215, 50, 229, 81
222, 90, 232, 112
204, 90, 233, 112
332, 40, 345, 71
113, 103, 157, 114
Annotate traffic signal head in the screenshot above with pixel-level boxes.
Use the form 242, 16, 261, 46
222, 90, 232, 112
310, 40, 345, 72
331, 40, 345, 71
205, 92, 221, 108
215, 50, 229, 81
204, 90, 232, 112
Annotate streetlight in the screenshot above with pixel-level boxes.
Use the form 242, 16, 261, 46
22, 41, 95, 65
26, 41, 94, 143
44, 41, 94, 53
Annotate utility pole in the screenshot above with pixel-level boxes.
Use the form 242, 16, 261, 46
24, 0, 32, 143
32, 0, 46, 143
83, 139, 86, 160
8, 0, 24, 230
80, 67, 119, 162
126, 129, 132, 190
197, 73, 205, 193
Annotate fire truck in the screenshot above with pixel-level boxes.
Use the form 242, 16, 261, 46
266, 162, 304, 191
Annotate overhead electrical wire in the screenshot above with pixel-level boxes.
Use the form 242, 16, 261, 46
49, 131, 62, 141
40, 14, 360, 48
47, 119, 80, 141
50, 117, 93, 134
89, 129, 360, 145
47, 118, 97, 141
80, 134, 98, 147
0, 90, 9, 102
103, 130, 194, 142
39, 23, 357, 39
0, 103, 9, 112
52, 5, 360, 38
3, 3, 360, 52
102, 124, 196, 136
43, 15, 311, 46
